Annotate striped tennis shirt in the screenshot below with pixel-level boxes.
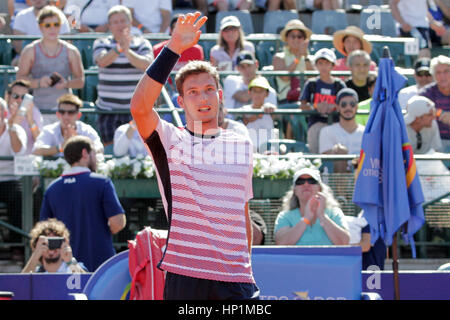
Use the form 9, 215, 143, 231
93, 35, 154, 110
144, 119, 255, 283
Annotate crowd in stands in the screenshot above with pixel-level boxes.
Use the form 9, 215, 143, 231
0, 0, 449, 274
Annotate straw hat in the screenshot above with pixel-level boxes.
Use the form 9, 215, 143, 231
332, 26, 372, 57
280, 19, 312, 42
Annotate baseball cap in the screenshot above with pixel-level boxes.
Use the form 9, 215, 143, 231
336, 88, 359, 105
248, 76, 271, 91
414, 58, 431, 74
236, 50, 256, 65
293, 167, 322, 186
404, 96, 435, 125
220, 15, 241, 30
313, 48, 337, 65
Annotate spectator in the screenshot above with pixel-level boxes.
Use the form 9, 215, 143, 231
332, 25, 377, 73
0, 97, 27, 242
390, 0, 436, 58
32, 93, 104, 157
218, 103, 251, 141
319, 88, 364, 172
250, 210, 267, 245
304, 0, 342, 10
274, 166, 350, 245
173, 0, 208, 15
429, 0, 450, 46
16, 5, 84, 125
8, 0, 31, 18
210, 15, 255, 71
5, 80, 43, 155
40, 135, 126, 272
224, 50, 277, 114
355, 74, 377, 126
240, 77, 277, 153
300, 48, 346, 154
399, 58, 433, 110
419, 55, 450, 149
259, 0, 297, 11
153, 14, 204, 72
207, 0, 252, 11
272, 19, 313, 104
93, 5, 153, 146
345, 212, 386, 270
21, 218, 87, 273
122, 0, 172, 34
12, 0, 71, 61
113, 120, 147, 157
404, 95, 442, 154
345, 50, 374, 103
64, 0, 119, 33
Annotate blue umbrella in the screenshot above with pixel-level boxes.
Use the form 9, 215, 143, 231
352, 48, 426, 299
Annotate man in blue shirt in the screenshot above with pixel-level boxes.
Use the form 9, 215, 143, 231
40, 135, 126, 272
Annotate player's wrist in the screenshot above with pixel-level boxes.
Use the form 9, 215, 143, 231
146, 46, 180, 85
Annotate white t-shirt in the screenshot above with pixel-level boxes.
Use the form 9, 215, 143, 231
398, 85, 419, 110
121, 0, 172, 34
0, 122, 27, 182
319, 122, 365, 154
223, 75, 278, 111
64, 0, 120, 27
13, 6, 71, 35
241, 104, 275, 152
113, 122, 147, 158
32, 120, 104, 156
397, 0, 429, 28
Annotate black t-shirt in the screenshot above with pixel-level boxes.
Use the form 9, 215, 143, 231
346, 78, 371, 102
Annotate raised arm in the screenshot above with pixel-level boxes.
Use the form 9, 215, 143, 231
130, 12, 207, 140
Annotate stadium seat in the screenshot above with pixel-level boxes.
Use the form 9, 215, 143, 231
81, 66, 98, 102
255, 40, 278, 69
311, 10, 348, 35
0, 65, 17, 97
215, 10, 254, 35
262, 10, 299, 34
360, 8, 397, 37
198, 39, 216, 61
0, 39, 14, 66
73, 38, 95, 69
277, 103, 308, 143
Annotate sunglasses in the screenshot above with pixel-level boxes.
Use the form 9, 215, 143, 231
416, 71, 431, 77
416, 132, 422, 150
58, 109, 77, 115
340, 101, 357, 108
288, 34, 305, 39
11, 93, 25, 99
295, 177, 318, 186
40, 22, 61, 28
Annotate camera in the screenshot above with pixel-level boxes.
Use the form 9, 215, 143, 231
47, 237, 64, 250
49, 72, 62, 87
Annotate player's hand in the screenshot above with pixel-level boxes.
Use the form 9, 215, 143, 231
167, 12, 207, 55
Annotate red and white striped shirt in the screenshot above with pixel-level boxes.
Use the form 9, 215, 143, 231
144, 119, 255, 283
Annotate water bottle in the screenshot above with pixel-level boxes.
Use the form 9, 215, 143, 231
19, 93, 34, 116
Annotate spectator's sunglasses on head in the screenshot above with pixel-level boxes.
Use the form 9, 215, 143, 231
295, 177, 318, 186
40, 22, 61, 28
58, 109, 77, 115
340, 101, 357, 109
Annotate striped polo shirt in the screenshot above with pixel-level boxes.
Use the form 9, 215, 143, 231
93, 36, 153, 110
144, 119, 255, 283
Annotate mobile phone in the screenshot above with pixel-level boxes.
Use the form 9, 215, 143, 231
47, 237, 64, 250
49, 73, 62, 87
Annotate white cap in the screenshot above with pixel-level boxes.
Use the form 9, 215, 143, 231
313, 48, 337, 65
220, 16, 241, 30
293, 167, 322, 186
404, 96, 435, 125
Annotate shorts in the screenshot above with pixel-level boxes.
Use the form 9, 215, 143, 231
97, 113, 132, 144
163, 272, 260, 300
399, 27, 431, 50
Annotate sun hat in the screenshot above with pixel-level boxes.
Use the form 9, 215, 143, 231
404, 96, 435, 125
220, 15, 241, 30
313, 48, 337, 65
332, 26, 372, 57
280, 19, 312, 42
248, 76, 271, 91
292, 167, 322, 186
